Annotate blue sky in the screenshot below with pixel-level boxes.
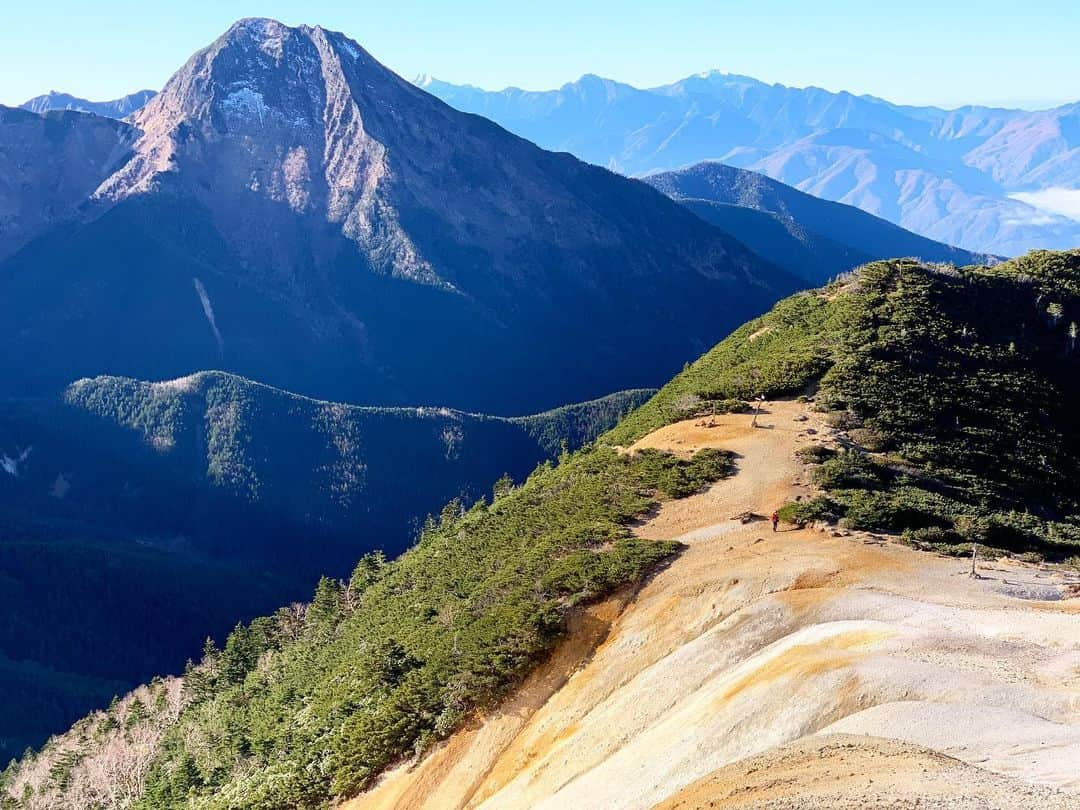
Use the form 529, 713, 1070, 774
2, 0, 1077, 109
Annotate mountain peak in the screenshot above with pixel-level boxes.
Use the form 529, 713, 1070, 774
1, 17, 800, 411
221, 16, 292, 51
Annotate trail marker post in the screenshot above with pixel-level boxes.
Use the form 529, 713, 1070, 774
751, 395, 765, 428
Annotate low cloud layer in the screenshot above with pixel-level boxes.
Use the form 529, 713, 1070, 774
1009, 188, 1080, 222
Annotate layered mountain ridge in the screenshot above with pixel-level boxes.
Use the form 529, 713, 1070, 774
7, 250, 1079, 810
644, 161, 988, 284
421, 72, 1080, 256
20, 57, 1079, 257
19, 89, 156, 119
0, 19, 800, 413
3, 17, 1076, 809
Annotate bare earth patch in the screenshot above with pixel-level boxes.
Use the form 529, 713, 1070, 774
342, 402, 1080, 810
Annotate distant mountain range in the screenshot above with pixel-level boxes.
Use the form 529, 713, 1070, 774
19, 89, 156, 119
23, 70, 1077, 260
4, 91, 984, 290
417, 73, 1080, 256
0, 20, 800, 414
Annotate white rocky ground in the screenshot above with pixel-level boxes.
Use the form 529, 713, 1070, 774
343, 401, 1080, 809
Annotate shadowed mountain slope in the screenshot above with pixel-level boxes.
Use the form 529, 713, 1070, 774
0, 105, 134, 260
644, 162, 987, 284
8, 250, 1080, 809
0, 370, 649, 763
0, 20, 799, 413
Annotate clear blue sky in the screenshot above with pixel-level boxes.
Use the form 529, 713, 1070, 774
2, 0, 1077, 109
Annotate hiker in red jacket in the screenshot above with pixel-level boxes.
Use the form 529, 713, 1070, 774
771, 511, 780, 532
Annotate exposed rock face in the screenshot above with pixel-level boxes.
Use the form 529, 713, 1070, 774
0, 106, 134, 260
343, 402, 1080, 810
0, 19, 798, 412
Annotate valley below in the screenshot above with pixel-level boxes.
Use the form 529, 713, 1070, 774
2, 12, 1079, 807
345, 401, 1080, 809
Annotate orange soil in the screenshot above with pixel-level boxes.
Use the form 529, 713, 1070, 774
342, 402, 1080, 810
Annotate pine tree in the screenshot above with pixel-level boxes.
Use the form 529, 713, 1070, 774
307, 576, 343, 637
492, 473, 515, 501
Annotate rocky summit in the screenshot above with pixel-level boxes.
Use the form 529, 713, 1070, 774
0, 19, 799, 412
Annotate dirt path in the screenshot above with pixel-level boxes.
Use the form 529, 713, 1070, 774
343, 402, 1080, 810
627, 400, 812, 540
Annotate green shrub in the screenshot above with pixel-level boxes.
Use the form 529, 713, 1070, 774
824, 410, 861, 430
777, 497, 839, 526
848, 427, 888, 452
810, 451, 884, 490
900, 526, 956, 547
795, 445, 837, 464
837, 490, 898, 531
701, 398, 752, 414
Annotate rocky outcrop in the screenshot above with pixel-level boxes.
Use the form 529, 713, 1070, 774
0, 19, 799, 412
344, 402, 1080, 809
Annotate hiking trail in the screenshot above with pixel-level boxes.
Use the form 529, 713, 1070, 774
344, 401, 1080, 810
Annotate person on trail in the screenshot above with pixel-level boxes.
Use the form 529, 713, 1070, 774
771, 511, 780, 532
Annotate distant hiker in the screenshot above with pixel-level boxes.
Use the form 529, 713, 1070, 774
771, 511, 780, 532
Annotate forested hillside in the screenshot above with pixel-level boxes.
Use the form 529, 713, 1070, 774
3, 444, 732, 808
8, 250, 1080, 809
611, 250, 1080, 560
0, 374, 648, 764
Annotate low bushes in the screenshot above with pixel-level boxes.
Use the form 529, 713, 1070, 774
777, 497, 839, 526
795, 445, 837, 464
809, 451, 885, 490
120, 444, 735, 808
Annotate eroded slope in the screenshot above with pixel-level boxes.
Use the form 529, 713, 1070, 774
347, 401, 1080, 809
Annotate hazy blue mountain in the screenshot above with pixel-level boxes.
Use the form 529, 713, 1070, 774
644, 162, 989, 284
0, 105, 135, 260
19, 89, 156, 119
0, 21, 799, 414
0, 369, 651, 761
419, 73, 1080, 256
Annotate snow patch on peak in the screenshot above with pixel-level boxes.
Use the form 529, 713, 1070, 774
335, 36, 361, 60
224, 18, 291, 61
220, 86, 268, 123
